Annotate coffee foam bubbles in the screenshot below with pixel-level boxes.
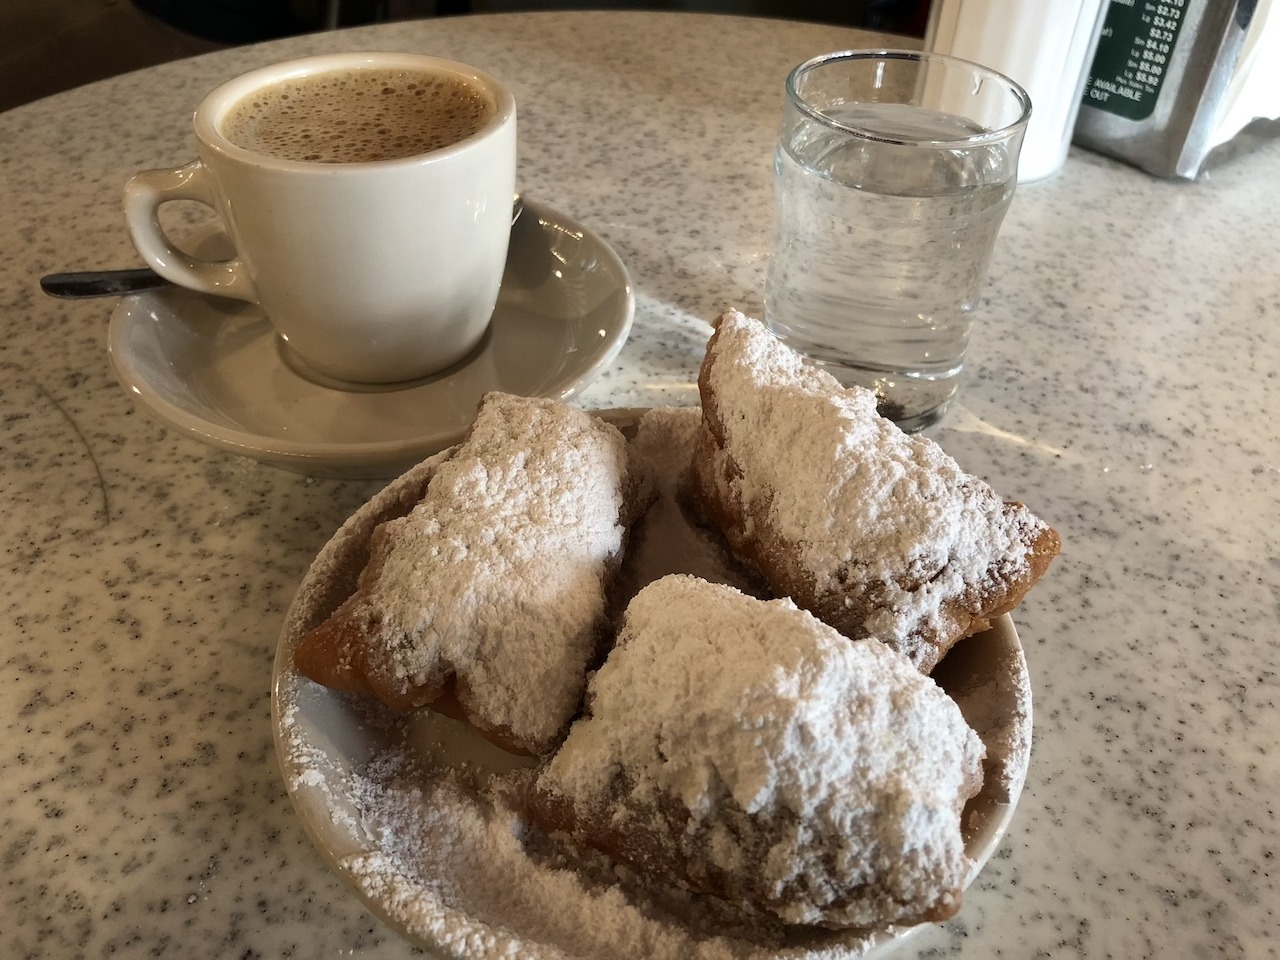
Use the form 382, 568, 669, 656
220, 68, 497, 164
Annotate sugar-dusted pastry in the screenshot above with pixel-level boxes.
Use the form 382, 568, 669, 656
530, 574, 985, 929
293, 392, 651, 756
691, 310, 1060, 673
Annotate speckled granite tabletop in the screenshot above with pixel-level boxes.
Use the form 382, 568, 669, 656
2, 9, 1278, 959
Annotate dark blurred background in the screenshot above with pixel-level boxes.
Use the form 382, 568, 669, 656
0, 0, 928, 113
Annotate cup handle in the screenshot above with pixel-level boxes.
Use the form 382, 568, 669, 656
123, 160, 256, 302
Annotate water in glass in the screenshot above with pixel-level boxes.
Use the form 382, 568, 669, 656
765, 102, 1018, 431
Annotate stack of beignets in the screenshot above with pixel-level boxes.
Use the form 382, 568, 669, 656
291, 316, 1061, 937
293, 392, 649, 756
691, 310, 1060, 673
530, 574, 986, 930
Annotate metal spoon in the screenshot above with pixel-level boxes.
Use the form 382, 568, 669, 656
40, 194, 528, 300
40, 266, 172, 299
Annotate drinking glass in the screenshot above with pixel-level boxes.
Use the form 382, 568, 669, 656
764, 50, 1031, 431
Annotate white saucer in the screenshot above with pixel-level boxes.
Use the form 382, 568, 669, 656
108, 199, 633, 478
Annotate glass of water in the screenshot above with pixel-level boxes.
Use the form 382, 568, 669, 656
764, 50, 1031, 432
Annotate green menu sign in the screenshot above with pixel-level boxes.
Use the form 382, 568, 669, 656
1083, 0, 1191, 121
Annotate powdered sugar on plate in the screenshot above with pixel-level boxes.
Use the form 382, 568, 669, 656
271, 406, 1033, 960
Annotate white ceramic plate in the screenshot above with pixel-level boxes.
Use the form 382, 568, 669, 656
108, 199, 633, 479
272, 409, 1032, 959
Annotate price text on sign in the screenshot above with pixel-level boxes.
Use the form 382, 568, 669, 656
1083, 0, 1188, 122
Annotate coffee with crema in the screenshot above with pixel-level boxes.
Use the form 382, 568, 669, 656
220, 67, 497, 163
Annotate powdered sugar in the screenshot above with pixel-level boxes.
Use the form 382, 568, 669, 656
313, 393, 638, 753
930, 625, 1034, 805
617, 407, 768, 598
699, 311, 1048, 666
538, 574, 985, 928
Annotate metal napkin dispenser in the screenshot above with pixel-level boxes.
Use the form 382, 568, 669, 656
1074, 0, 1279, 179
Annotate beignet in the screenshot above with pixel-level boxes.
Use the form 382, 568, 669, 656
529, 574, 985, 930
293, 392, 650, 755
691, 310, 1060, 672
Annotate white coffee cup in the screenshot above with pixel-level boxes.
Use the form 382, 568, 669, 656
125, 52, 517, 384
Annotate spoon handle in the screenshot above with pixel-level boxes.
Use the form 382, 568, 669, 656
40, 267, 172, 300
41, 196, 525, 301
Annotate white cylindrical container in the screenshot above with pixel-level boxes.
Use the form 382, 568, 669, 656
926, 0, 1108, 181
